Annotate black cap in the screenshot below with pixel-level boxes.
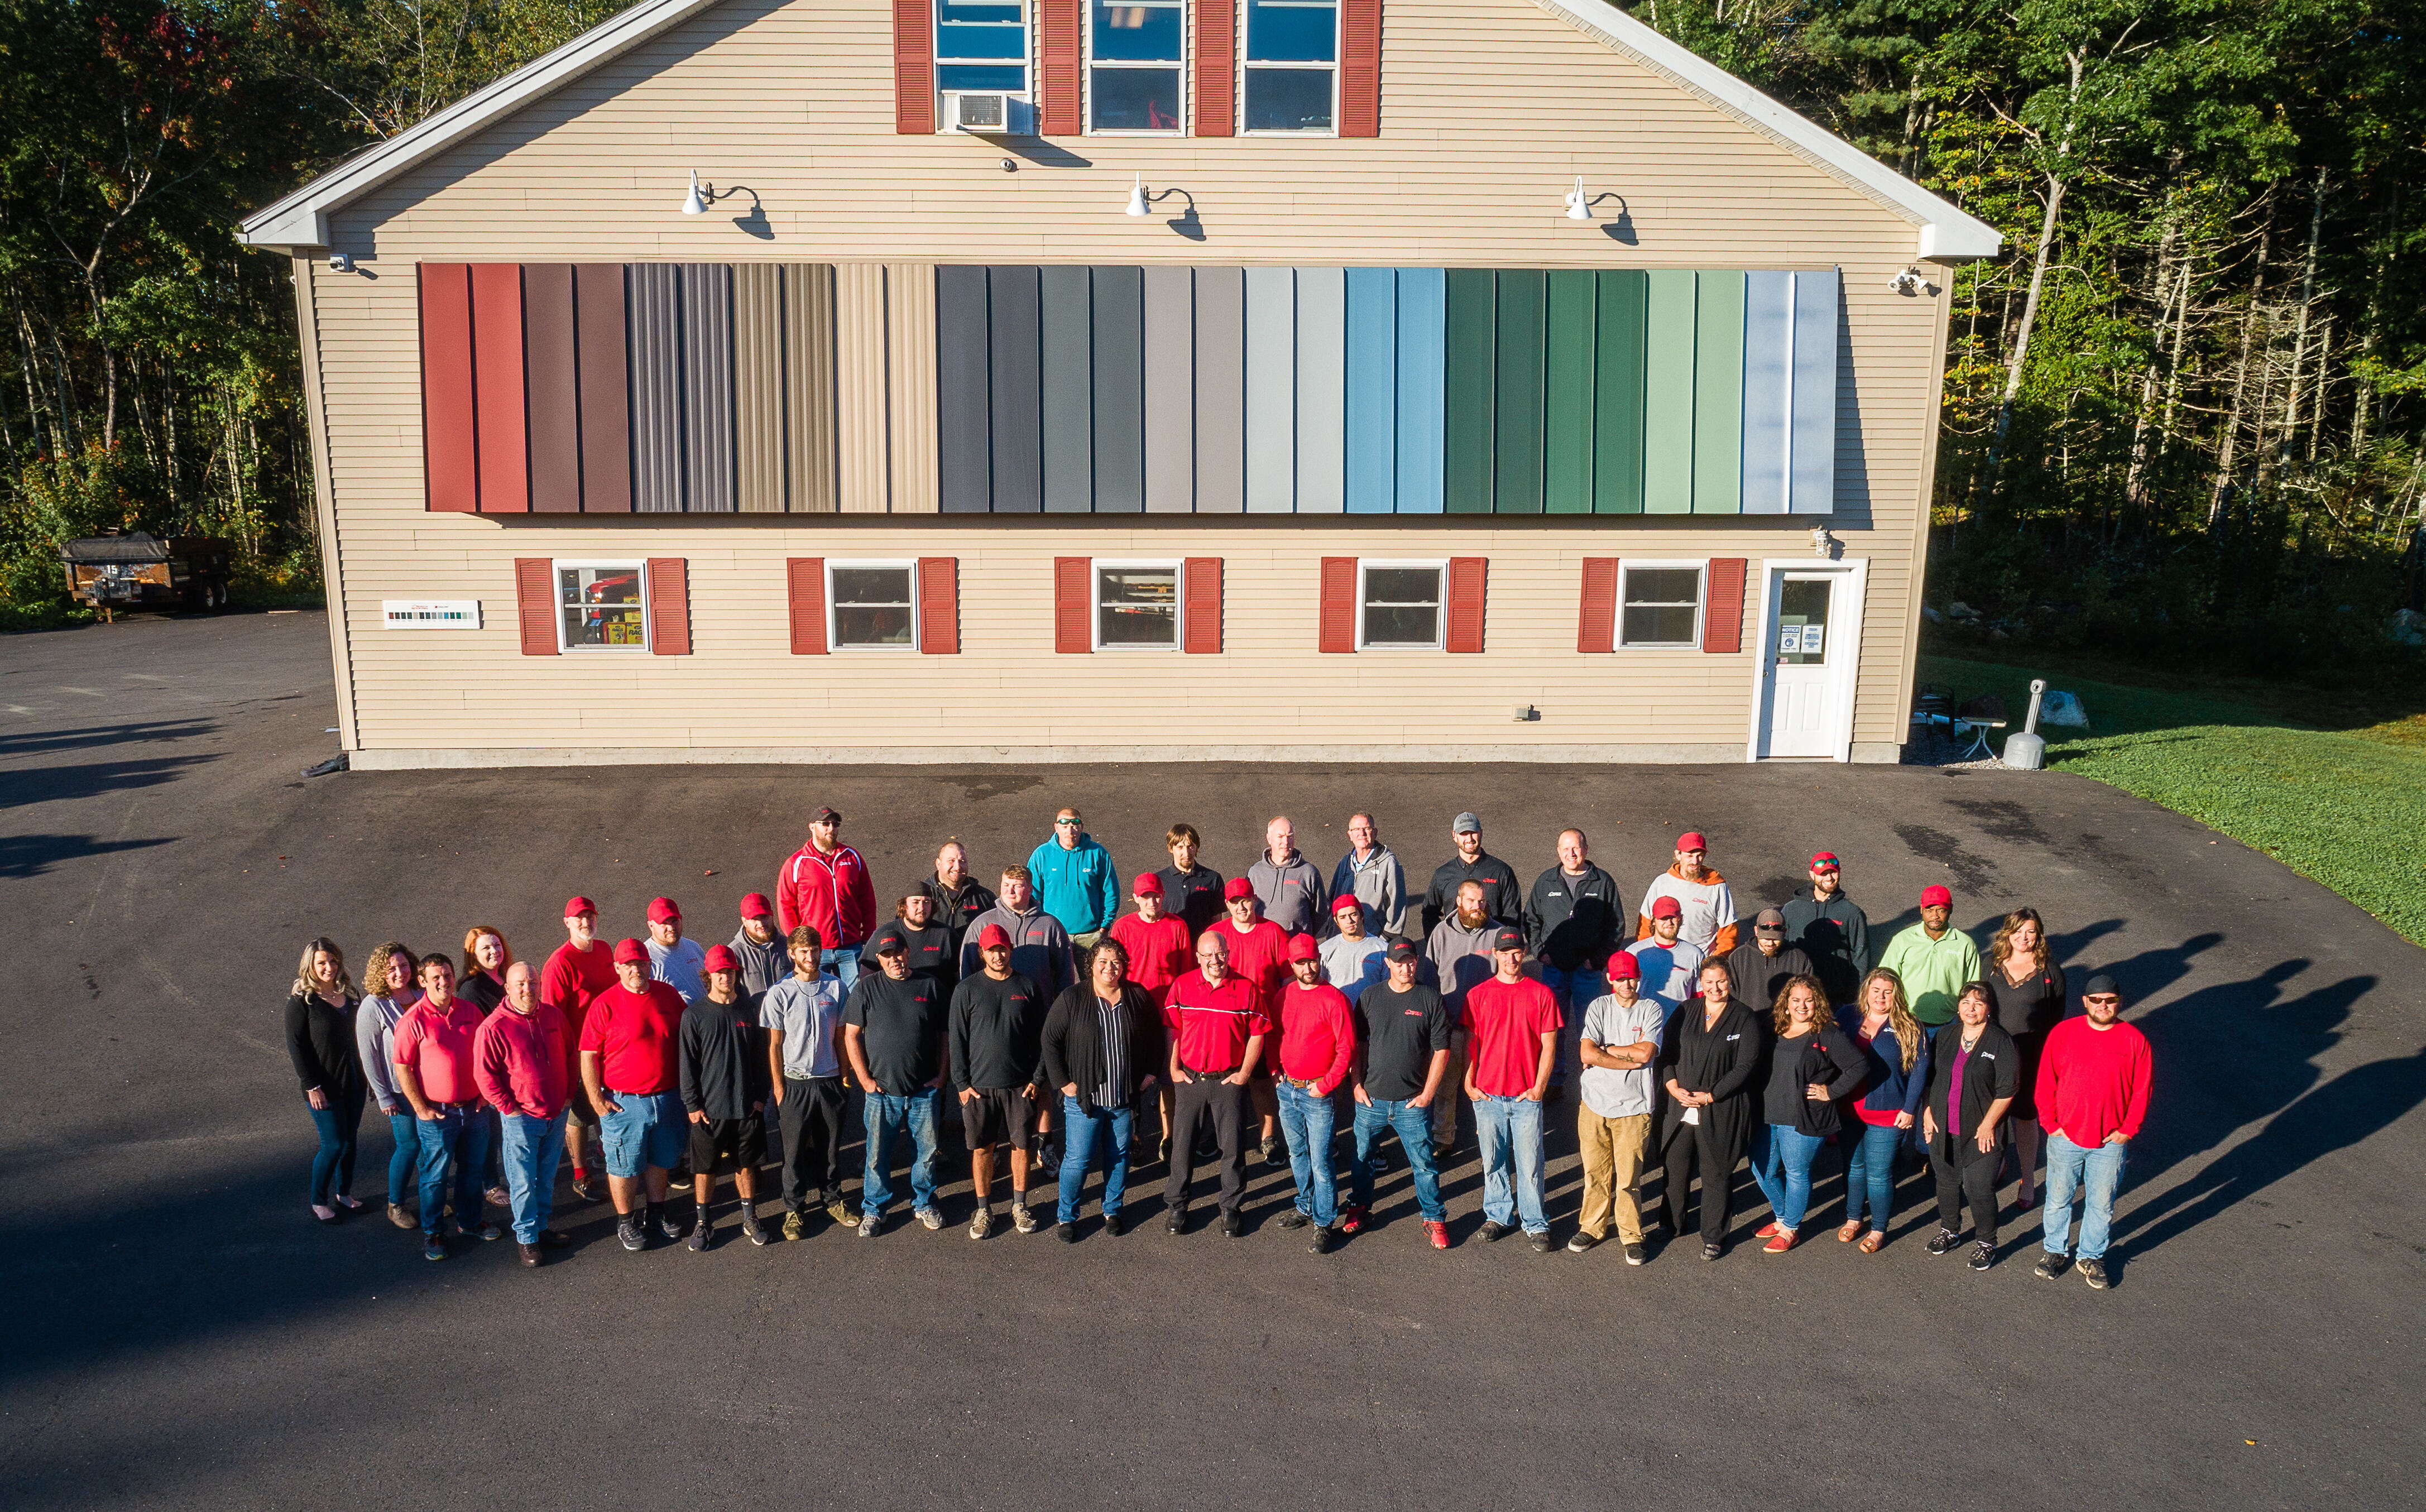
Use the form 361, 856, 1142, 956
871, 923, 909, 955
2081, 973, 2120, 997
1492, 925, 1525, 952
813, 805, 842, 823
1384, 939, 1420, 963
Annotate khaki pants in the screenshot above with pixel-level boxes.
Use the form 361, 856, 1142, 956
1429, 1035, 1468, 1149
1576, 1107, 1652, 1242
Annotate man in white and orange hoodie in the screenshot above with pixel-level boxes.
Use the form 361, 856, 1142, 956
1634, 831, 1739, 958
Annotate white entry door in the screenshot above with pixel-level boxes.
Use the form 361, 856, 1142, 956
1759, 573, 1844, 758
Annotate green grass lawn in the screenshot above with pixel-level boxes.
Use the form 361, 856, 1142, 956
1917, 652, 2426, 949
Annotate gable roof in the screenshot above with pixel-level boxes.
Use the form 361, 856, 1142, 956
239, 0, 2000, 260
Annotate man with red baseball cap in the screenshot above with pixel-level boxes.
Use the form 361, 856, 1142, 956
1348, 938, 1452, 1248
678, 944, 771, 1250
1877, 884, 1982, 1028
1572, 949, 1663, 1263
643, 896, 708, 1005
1632, 895, 1706, 1014
1635, 831, 1739, 958
540, 896, 615, 1198
1161, 929, 1270, 1236
1211, 876, 1291, 1164
948, 921, 1047, 1237
1780, 852, 1873, 1006
581, 939, 691, 1251
1465, 926, 1562, 1251
777, 805, 877, 991
1319, 891, 1387, 1002
728, 893, 789, 997
1109, 872, 1192, 1162
1273, 934, 1355, 1251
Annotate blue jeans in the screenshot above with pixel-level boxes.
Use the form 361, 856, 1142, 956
413, 1106, 493, 1236
599, 1088, 686, 1177
1275, 1080, 1339, 1227
499, 1110, 568, 1243
1056, 1093, 1134, 1225
2042, 1131, 2128, 1260
1473, 1094, 1547, 1233
1351, 1098, 1446, 1221
1844, 1121, 1904, 1225
862, 1088, 939, 1219
823, 948, 860, 992
1751, 1123, 1826, 1233
306, 1092, 361, 1205
383, 1106, 419, 1205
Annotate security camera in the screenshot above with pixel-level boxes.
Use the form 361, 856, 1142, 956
1890, 266, 1929, 296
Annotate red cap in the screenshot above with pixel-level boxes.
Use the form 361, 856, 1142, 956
1809, 852, 1840, 870
1606, 949, 1641, 980
1331, 893, 1363, 915
1920, 884, 1953, 908
563, 896, 598, 918
1222, 877, 1255, 901
646, 896, 681, 924
1286, 933, 1320, 962
612, 938, 649, 966
977, 923, 1012, 950
1676, 832, 1708, 852
739, 892, 774, 919
1132, 872, 1164, 897
1650, 895, 1683, 919
702, 944, 740, 974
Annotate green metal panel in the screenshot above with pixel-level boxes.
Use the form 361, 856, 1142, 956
1641, 270, 1697, 514
1692, 268, 1745, 513
1492, 270, 1546, 513
1591, 270, 1646, 515
1542, 270, 1596, 514
1442, 268, 1497, 513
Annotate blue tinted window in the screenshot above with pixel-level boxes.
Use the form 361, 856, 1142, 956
938, 0, 1028, 77
1093, 2, 1183, 61
1245, 0, 1335, 62
1244, 66, 1331, 129
1091, 67, 1183, 129
939, 63, 1028, 89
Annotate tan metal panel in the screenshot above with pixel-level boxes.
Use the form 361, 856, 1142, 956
733, 263, 785, 513
833, 262, 889, 513
784, 263, 838, 513
884, 263, 938, 514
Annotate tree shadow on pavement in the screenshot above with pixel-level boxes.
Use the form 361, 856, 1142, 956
0, 832, 175, 880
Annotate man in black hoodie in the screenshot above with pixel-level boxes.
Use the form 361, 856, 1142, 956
1523, 828, 1624, 1092
921, 841, 998, 960
1723, 909, 1819, 1012
1421, 811, 1522, 935
1777, 851, 1872, 1006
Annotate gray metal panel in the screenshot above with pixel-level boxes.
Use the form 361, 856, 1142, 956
1244, 265, 1296, 513
987, 266, 1042, 513
1192, 267, 1245, 513
679, 263, 736, 512
1038, 265, 1094, 515
934, 264, 993, 514
1142, 265, 1194, 514
626, 263, 684, 512
1091, 265, 1144, 514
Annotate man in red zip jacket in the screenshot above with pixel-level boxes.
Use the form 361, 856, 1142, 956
1210, 876, 1291, 1165
1273, 934, 1355, 1251
776, 805, 876, 991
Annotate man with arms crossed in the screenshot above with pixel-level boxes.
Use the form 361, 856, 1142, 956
763, 925, 854, 1239
950, 923, 1048, 1238
1570, 950, 1663, 1264
1346, 940, 1452, 1250
1779, 851, 1872, 1005
582, 939, 691, 1251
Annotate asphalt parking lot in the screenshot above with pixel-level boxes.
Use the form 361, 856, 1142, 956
2, 609, 2420, 1510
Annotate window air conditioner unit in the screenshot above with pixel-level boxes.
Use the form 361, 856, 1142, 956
944, 92, 1031, 135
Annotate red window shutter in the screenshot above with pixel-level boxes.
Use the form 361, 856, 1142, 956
1340, 0, 1381, 138
1318, 556, 1356, 652
1041, 0, 1082, 135
1054, 556, 1092, 654
1182, 557, 1222, 654
469, 264, 528, 514
1578, 556, 1618, 653
893, 0, 936, 134
1195, 0, 1236, 137
918, 556, 960, 654
788, 558, 827, 655
1445, 556, 1486, 653
514, 558, 559, 656
1703, 557, 1747, 654
419, 264, 478, 512
648, 558, 692, 656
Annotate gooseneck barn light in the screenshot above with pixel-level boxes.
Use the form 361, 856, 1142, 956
1125, 174, 1150, 217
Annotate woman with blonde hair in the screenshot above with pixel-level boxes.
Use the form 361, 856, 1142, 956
284, 938, 363, 1223
1985, 907, 2066, 1205
1835, 967, 1930, 1252
1747, 974, 1867, 1254
357, 942, 423, 1228
458, 925, 514, 1015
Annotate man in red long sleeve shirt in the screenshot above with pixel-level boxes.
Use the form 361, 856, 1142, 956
2032, 974, 2151, 1290
1273, 934, 1355, 1252
776, 805, 876, 991
539, 895, 615, 1198
1161, 930, 1269, 1236
1110, 871, 1194, 1165
473, 962, 574, 1265
1211, 876, 1291, 1165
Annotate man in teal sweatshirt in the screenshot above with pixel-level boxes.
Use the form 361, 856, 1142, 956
1027, 807, 1121, 949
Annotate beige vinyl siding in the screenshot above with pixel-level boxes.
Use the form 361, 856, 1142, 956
301, 0, 1954, 759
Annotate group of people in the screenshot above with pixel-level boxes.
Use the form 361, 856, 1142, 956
281, 805, 2152, 1287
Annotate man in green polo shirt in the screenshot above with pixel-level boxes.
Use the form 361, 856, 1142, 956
1874, 885, 1981, 1027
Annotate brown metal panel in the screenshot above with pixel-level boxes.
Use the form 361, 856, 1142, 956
573, 264, 630, 512
784, 264, 838, 513
834, 263, 889, 513
522, 265, 581, 513
733, 263, 785, 513
886, 263, 939, 513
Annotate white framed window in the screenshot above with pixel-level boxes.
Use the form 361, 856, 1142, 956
828, 560, 920, 651
1089, 0, 1186, 132
1619, 561, 1706, 649
936, 0, 1031, 94
1357, 559, 1445, 650
555, 560, 648, 651
1241, 0, 1336, 133
1093, 559, 1181, 649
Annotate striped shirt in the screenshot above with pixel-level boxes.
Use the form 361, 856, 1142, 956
1092, 992, 1129, 1107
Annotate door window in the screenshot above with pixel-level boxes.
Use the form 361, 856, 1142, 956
1775, 578, 1831, 665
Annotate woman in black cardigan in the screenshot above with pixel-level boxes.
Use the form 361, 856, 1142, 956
1038, 941, 1166, 1240
1748, 975, 1869, 1254
1922, 982, 2018, 1270
1985, 908, 2067, 1204
1658, 958, 1767, 1260
284, 936, 365, 1223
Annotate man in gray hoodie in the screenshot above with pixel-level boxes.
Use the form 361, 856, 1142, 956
1328, 812, 1406, 938
1422, 879, 1499, 1157
1246, 815, 1329, 935
957, 866, 1075, 1012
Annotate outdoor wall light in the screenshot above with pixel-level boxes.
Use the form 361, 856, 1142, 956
680, 171, 757, 216
682, 170, 709, 215
1564, 177, 1621, 222
1124, 174, 1188, 218
1125, 174, 1150, 217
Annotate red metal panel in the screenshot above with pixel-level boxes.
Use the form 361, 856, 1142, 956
1041, 0, 1082, 134
1182, 557, 1222, 654
1578, 556, 1617, 652
471, 263, 529, 513
522, 264, 582, 513
1319, 556, 1356, 652
648, 557, 692, 655
514, 558, 559, 655
1445, 555, 1486, 653
894, 0, 936, 134
1703, 557, 1747, 654
789, 558, 827, 654
1340, 0, 1381, 138
918, 556, 960, 654
1054, 557, 1092, 653
574, 264, 631, 512
419, 264, 478, 512
1195, 0, 1235, 137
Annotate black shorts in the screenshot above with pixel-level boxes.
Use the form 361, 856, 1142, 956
687, 1113, 766, 1175
961, 1087, 1038, 1151
565, 1091, 600, 1128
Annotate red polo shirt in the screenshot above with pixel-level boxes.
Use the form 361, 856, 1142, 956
1109, 911, 1192, 1006
1214, 918, 1291, 1013
1278, 980, 1355, 1094
1461, 975, 1563, 1098
392, 996, 486, 1105
579, 981, 686, 1094
539, 939, 617, 1040
473, 1003, 573, 1119
1163, 970, 1272, 1076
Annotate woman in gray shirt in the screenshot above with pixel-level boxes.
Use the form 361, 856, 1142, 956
356, 942, 421, 1230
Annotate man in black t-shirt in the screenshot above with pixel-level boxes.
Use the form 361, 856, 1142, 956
862, 892, 958, 993
1153, 823, 1227, 939
843, 925, 950, 1236
677, 944, 771, 1251
1348, 940, 1454, 1248
948, 924, 1047, 1239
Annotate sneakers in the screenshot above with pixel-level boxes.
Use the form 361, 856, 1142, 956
2079, 1257, 2111, 1289
1925, 1228, 1965, 1256
2034, 1252, 2073, 1281
1477, 1221, 1509, 1244
1219, 1211, 1244, 1238
970, 1207, 995, 1241
618, 1215, 645, 1251
825, 1197, 856, 1228
1339, 1204, 1366, 1235
1056, 1222, 1079, 1244
1622, 1242, 1647, 1266
1310, 1225, 1336, 1255
914, 1206, 944, 1231
1763, 1228, 1799, 1255
517, 1242, 541, 1268
656, 1206, 686, 1241
1275, 1209, 1312, 1231
1104, 1212, 1127, 1237
687, 1216, 711, 1252
1258, 1136, 1283, 1165
422, 1233, 447, 1261
1013, 1203, 1040, 1236
1968, 1241, 1996, 1271
782, 1210, 806, 1242
857, 1212, 881, 1238
1566, 1232, 1600, 1254
741, 1211, 769, 1247
469, 1221, 504, 1242
1701, 1242, 1723, 1261
1423, 1220, 1451, 1250
387, 1203, 415, 1230
1165, 1207, 1187, 1236
1527, 1231, 1554, 1254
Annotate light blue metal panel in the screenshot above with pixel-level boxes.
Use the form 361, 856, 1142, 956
1740, 269, 1794, 515
1293, 266, 1346, 513
1789, 268, 1841, 514
1243, 265, 1296, 513
1343, 267, 1396, 514
1394, 268, 1445, 513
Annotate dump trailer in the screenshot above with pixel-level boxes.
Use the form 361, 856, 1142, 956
60, 532, 231, 617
